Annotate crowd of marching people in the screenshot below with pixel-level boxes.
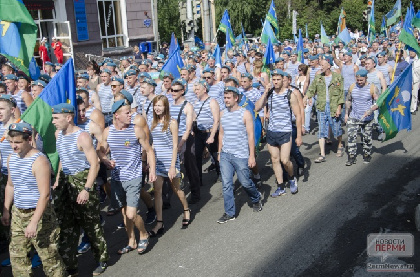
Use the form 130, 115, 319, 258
0, 28, 419, 276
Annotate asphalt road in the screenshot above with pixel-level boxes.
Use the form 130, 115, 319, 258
1, 114, 420, 277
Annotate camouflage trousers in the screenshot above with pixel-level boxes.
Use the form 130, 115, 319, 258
9, 204, 65, 277
347, 118, 373, 157
53, 170, 109, 271
0, 175, 10, 242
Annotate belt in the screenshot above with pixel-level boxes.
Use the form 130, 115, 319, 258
16, 207, 36, 213
103, 112, 112, 116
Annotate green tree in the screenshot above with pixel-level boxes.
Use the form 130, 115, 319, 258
157, 0, 182, 43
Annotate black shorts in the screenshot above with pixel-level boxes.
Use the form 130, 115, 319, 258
266, 131, 291, 147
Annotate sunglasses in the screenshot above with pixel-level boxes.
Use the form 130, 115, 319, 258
171, 89, 183, 93
111, 85, 119, 88
204, 76, 212, 79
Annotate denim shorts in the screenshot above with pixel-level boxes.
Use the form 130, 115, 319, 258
266, 130, 292, 147
111, 177, 142, 209
317, 103, 343, 139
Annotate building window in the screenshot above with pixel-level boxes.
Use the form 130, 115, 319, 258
97, 0, 125, 49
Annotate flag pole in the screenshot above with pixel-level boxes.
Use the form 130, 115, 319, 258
212, 30, 219, 42
391, 42, 402, 83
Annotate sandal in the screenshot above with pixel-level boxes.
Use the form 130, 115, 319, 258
117, 245, 134, 255
336, 147, 345, 157
148, 220, 164, 237
182, 209, 191, 229
137, 236, 149, 254
314, 156, 326, 163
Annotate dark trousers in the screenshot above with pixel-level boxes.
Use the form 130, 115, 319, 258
184, 134, 201, 200
194, 130, 219, 188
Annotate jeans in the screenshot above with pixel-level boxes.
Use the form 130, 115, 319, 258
220, 152, 260, 217
304, 97, 313, 132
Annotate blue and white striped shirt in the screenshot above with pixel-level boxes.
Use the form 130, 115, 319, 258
98, 83, 113, 113
9, 151, 44, 209
0, 124, 12, 175
221, 108, 248, 159
268, 91, 292, 132
170, 101, 188, 136
350, 84, 374, 122
194, 98, 214, 131
56, 129, 91, 175
151, 122, 180, 177
108, 124, 142, 181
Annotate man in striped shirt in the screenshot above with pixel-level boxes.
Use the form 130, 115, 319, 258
217, 86, 262, 224
2, 123, 66, 276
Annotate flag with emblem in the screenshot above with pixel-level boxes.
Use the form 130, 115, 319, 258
263, 36, 275, 66
218, 9, 235, 45
0, 0, 38, 76
381, 16, 387, 37
266, 0, 279, 38
377, 63, 412, 141
21, 58, 77, 174
297, 29, 304, 63
320, 22, 329, 45
160, 48, 184, 79
399, 6, 420, 55
412, 10, 420, 28
386, 0, 401, 26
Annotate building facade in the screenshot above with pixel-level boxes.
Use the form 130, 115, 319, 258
24, 0, 157, 69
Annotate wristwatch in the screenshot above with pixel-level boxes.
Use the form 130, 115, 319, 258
84, 187, 91, 192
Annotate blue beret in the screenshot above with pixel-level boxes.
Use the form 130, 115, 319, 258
376, 51, 387, 57
158, 54, 164, 59
224, 86, 239, 94
139, 60, 149, 65
252, 82, 260, 88
39, 74, 51, 84
55, 63, 63, 67
111, 76, 124, 84
77, 74, 89, 80
271, 69, 285, 76
241, 72, 253, 80
321, 55, 334, 66
281, 51, 291, 56
9, 122, 32, 134
112, 99, 128, 114
0, 94, 17, 107
128, 65, 139, 71
45, 62, 54, 67
105, 62, 117, 67
17, 74, 30, 82
309, 55, 319, 61
161, 72, 174, 79
275, 57, 285, 63
198, 80, 209, 91
291, 50, 298, 55
4, 74, 18, 81
120, 90, 133, 104
101, 68, 112, 75
119, 56, 128, 61
138, 72, 151, 79
207, 56, 215, 61
343, 52, 352, 57
172, 78, 187, 88
221, 65, 231, 73
98, 62, 104, 66
366, 56, 377, 65
51, 103, 75, 114
356, 69, 368, 77
202, 68, 215, 74
359, 54, 367, 60
303, 48, 309, 53
224, 76, 239, 86
76, 87, 89, 93
283, 72, 291, 78
4, 62, 17, 72
104, 58, 113, 63
142, 77, 157, 86
124, 70, 137, 78
32, 80, 46, 87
